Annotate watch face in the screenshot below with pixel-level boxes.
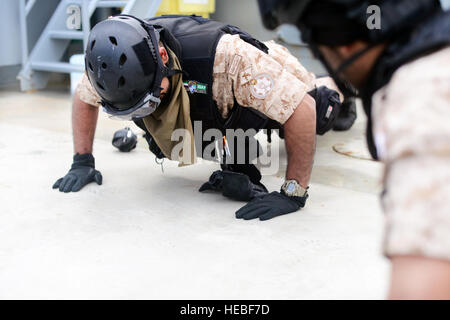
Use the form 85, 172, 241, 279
286, 182, 296, 194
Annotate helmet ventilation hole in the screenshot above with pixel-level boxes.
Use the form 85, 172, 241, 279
119, 53, 127, 66
118, 76, 126, 88
96, 82, 105, 90
88, 62, 94, 72
90, 40, 96, 51
109, 36, 118, 46
102, 62, 107, 69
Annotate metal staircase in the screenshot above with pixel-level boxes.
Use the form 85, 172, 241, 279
18, 0, 162, 91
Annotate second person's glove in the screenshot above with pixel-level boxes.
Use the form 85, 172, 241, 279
199, 170, 268, 201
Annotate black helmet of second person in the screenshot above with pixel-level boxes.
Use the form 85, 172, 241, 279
85, 15, 168, 121
257, 0, 441, 96
257, 0, 441, 45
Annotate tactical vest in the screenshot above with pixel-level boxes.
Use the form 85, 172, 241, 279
362, 9, 450, 159
144, 15, 274, 157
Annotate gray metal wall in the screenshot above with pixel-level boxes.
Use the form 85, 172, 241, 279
0, 0, 21, 88
0, 0, 60, 88
442, 0, 450, 10
0, 0, 21, 67
1, 0, 60, 67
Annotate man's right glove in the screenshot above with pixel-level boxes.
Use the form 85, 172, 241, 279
53, 153, 102, 193
235, 191, 308, 221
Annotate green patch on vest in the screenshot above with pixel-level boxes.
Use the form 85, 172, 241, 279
183, 80, 208, 94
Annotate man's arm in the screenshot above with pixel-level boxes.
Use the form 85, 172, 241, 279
284, 93, 316, 188
52, 91, 102, 193
72, 91, 99, 154
235, 94, 316, 221
389, 256, 450, 299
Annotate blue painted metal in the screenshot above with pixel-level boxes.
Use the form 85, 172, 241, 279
49, 30, 84, 40
32, 61, 85, 73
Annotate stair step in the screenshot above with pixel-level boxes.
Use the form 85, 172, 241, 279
49, 30, 84, 40
31, 61, 84, 73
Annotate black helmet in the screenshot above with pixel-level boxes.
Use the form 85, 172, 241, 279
257, 0, 441, 45
257, 0, 441, 97
85, 15, 174, 120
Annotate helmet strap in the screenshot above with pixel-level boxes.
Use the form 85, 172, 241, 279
335, 42, 377, 75
310, 44, 359, 98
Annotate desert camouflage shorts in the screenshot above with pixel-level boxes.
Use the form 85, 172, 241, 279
372, 47, 450, 261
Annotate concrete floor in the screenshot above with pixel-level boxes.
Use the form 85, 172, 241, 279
0, 87, 389, 299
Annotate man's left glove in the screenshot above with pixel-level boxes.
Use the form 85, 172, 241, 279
52, 153, 102, 193
199, 170, 268, 201
235, 191, 308, 221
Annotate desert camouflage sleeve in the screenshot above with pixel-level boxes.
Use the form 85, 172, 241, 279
213, 34, 314, 125
372, 47, 450, 261
75, 72, 102, 108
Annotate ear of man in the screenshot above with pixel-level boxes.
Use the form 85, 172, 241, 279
159, 46, 169, 65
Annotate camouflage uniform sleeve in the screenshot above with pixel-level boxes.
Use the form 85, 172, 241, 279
372, 47, 450, 261
75, 72, 102, 108
263, 40, 316, 90
212, 34, 311, 125
262, 40, 344, 101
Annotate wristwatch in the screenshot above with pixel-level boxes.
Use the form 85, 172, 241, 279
281, 179, 309, 197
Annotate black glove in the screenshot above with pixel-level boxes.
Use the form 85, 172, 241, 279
53, 153, 102, 193
308, 86, 342, 135
235, 191, 308, 221
199, 170, 224, 192
333, 97, 357, 131
199, 170, 268, 201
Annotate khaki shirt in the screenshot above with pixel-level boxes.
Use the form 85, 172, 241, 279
371, 47, 450, 261
77, 34, 323, 125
